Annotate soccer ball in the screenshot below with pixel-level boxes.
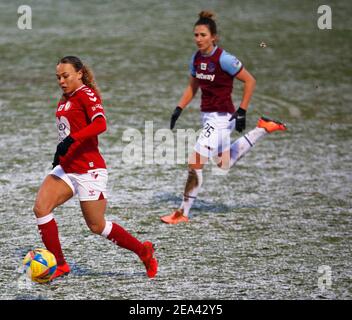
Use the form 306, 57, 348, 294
22, 248, 57, 283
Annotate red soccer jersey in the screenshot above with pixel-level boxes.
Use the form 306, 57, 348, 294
55, 85, 106, 173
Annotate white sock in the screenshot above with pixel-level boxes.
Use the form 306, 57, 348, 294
36, 213, 54, 225
230, 127, 266, 167
100, 221, 113, 238
180, 169, 203, 217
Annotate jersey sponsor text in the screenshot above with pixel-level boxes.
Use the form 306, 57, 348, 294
195, 72, 215, 82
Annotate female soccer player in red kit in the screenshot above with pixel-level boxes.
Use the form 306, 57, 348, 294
161, 11, 287, 224
33, 56, 157, 279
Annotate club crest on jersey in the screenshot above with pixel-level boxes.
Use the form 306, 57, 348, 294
207, 62, 216, 72
200, 63, 207, 71
58, 101, 71, 112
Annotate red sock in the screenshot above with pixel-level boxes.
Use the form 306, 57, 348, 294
107, 222, 144, 257
37, 216, 66, 266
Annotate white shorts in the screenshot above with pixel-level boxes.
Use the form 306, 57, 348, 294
194, 112, 236, 158
50, 165, 108, 201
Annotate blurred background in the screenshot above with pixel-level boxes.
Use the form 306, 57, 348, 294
0, 0, 351, 299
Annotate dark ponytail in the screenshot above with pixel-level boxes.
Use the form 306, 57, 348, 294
194, 10, 217, 36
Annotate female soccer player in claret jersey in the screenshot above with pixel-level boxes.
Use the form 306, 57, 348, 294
33, 56, 157, 279
161, 11, 287, 224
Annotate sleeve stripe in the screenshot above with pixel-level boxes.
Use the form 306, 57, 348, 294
233, 65, 244, 77
91, 112, 106, 122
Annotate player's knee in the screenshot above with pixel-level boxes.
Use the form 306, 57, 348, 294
88, 223, 105, 235
33, 202, 52, 217
188, 151, 206, 170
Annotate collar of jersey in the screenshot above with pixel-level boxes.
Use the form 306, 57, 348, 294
201, 45, 218, 58
69, 85, 86, 97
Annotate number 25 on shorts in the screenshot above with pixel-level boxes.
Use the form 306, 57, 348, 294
202, 122, 215, 138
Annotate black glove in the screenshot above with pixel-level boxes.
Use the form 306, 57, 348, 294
56, 135, 75, 156
170, 106, 183, 130
229, 107, 246, 132
52, 135, 75, 168
52, 152, 60, 169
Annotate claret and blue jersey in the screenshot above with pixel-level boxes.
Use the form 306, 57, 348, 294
189, 46, 243, 113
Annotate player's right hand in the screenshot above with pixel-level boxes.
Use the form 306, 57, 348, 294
52, 152, 59, 169
170, 106, 183, 130
56, 135, 75, 156
51, 135, 75, 168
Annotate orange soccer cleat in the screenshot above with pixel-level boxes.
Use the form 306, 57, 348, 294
160, 210, 189, 224
140, 241, 158, 278
257, 116, 287, 133
51, 262, 70, 280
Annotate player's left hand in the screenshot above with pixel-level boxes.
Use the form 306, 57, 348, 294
229, 107, 246, 132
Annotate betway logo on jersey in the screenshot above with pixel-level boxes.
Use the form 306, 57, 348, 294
196, 72, 215, 82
